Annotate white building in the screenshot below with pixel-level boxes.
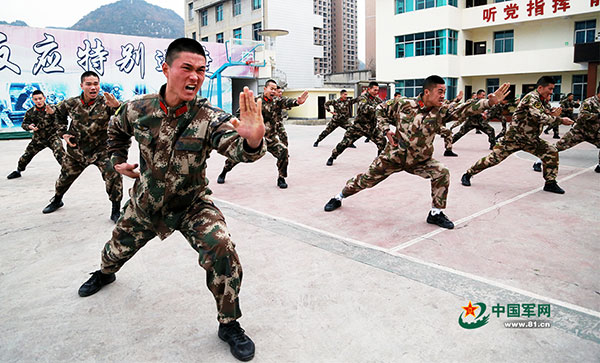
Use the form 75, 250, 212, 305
376, 0, 600, 102
184, 0, 324, 89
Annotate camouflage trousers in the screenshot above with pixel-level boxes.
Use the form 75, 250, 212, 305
467, 136, 559, 181
331, 123, 386, 159
453, 121, 496, 147
342, 145, 450, 209
315, 117, 352, 143
17, 136, 64, 171
277, 124, 288, 147
224, 135, 288, 178
555, 122, 600, 163
55, 152, 123, 201
100, 198, 242, 323
495, 118, 509, 140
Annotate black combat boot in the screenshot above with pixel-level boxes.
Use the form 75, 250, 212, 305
313, 141, 319, 147
444, 149, 458, 157
42, 195, 64, 214
532, 162, 542, 172
461, 173, 472, 186
349, 143, 357, 148
426, 211, 454, 229
217, 169, 228, 184
326, 157, 334, 166
277, 177, 288, 189
595, 164, 600, 173
553, 132, 560, 139
218, 321, 255, 361
543, 181, 565, 194
324, 198, 342, 211
7, 170, 21, 179
110, 201, 121, 223
78, 270, 116, 297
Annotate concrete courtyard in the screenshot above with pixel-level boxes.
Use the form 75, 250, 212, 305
1, 123, 598, 362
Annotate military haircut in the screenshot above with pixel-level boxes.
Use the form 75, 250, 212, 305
368, 81, 379, 88
567, 92, 574, 97
394, 91, 401, 97
165, 37, 206, 66
341, 89, 347, 94
423, 75, 445, 91
81, 71, 99, 83
32, 90, 44, 97
476, 89, 485, 95
536, 76, 556, 87
265, 79, 277, 88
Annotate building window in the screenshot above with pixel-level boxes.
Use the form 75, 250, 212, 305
216, 4, 223, 22
233, 28, 242, 39
444, 77, 457, 100
486, 78, 500, 95
201, 36, 208, 42
395, 0, 456, 14
201, 10, 208, 26
395, 29, 458, 58
216, 33, 224, 43
252, 0, 262, 10
395, 78, 425, 98
494, 30, 514, 53
233, 0, 242, 16
191, 32, 196, 40
552, 76, 562, 102
572, 75, 587, 102
188, 3, 194, 20
575, 20, 597, 44
253, 22, 262, 41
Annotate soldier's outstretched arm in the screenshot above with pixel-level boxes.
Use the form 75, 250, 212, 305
577, 98, 599, 124
212, 87, 267, 163
54, 100, 69, 137
376, 98, 397, 136
448, 83, 510, 120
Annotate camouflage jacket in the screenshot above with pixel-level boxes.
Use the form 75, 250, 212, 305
56, 94, 119, 162
455, 98, 488, 126
272, 96, 294, 129
575, 95, 600, 134
377, 94, 491, 164
108, 85, 266, 236
257, 94, 298, 138
560, 98, 580, 118
506, 90, 561, 141
487, 99, 518, 120
325, 97, 359, 121
355, 93, 383, 127
21, 105, 60, 140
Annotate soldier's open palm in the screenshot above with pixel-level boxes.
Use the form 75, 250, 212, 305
233, 86, 265, 148
488, 83, 510, 105
104, 93, 120, 108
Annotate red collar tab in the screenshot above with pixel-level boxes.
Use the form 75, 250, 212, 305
159, 101, 188, 117
418, 100, 425, 108
80, 97, 95, 106
263, 95, 270, 102
35, 106, 45, 112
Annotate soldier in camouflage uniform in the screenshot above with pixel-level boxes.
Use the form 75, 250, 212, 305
326, 81, 387, 166
489, 97, 519, 141
544, 93, 580, 138
217, 79, 308, 189
77, 39, 264, 362
441, 91, 464, 157
461, 76, 574, 194
534, 85, 600, 173
313, 89, 359, 147
274, 86, 291, 146
324, 76, 511, 229
7, 90, 64, 179
451, 90, 496, 150
41, 71, 124, 223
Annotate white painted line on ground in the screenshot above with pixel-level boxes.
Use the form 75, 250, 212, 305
389, 165, 595, 252
213, 188, 600, 319
393, 251, 600, 319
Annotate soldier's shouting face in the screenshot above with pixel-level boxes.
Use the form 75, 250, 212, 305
537, 84, 555, 102
81, 75, 100, 102
423, 84, 446, 108
163, 51, 206, 106
263, 81, 277, 100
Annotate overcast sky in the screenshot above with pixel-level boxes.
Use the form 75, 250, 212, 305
1, 0, 365, 62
